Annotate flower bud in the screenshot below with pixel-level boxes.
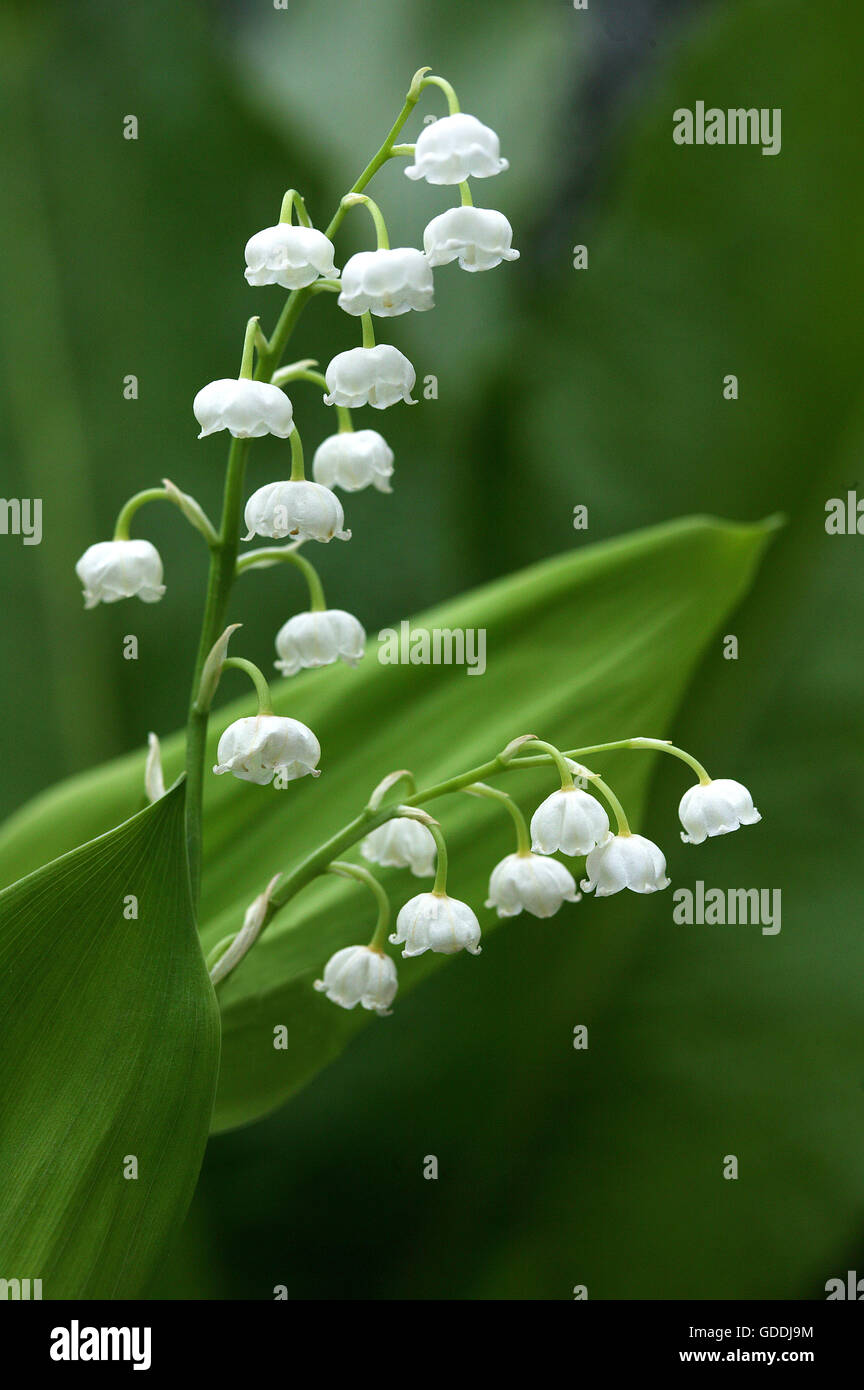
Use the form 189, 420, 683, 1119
485, 852, 580, 919
324, 345, 416, 410
314, 944, 397, 1015
678, 778, 761, 845
390, 891, 481, 957
405, 113, 509, 185
213, 714, 320, 785
312, 429, 395, 493
530, 787, 610, 857
362, 818, 437, 878
75, 539, 165, 609
244, 223, 339, 290
423, 206, 519, 272
243, 480, 350, 543
338, 248, 434, 317
274, 608, 366, 676
581, 833, 670, 897
193, 379, 294, 439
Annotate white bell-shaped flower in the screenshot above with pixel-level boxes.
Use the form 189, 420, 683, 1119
213, 714, 320, 785
678, 778, 761, 845
244, 224, 338, 290
390, 891, 481, 958
274, 608, 366, 676
362, 818, 437, 878
405, 113, 509, 185
581, 833, 670, 897
76, 539, 165, 609
530, 787, 610, 857
337, 248, 434, 317
324, 345, 416, 410
314, 945, 397, 1016
243, 480, 350, 543
193, 379, 294, 439
312, 429, 394, 493
486, 852, 580, 919
423, 206, 519, 272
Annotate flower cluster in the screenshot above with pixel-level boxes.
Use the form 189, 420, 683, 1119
311, 742, 761, 1017
69, 67, 761, 1034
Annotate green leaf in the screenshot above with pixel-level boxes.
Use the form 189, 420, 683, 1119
0, 780, 220, 1298
0, 517, 774, 1135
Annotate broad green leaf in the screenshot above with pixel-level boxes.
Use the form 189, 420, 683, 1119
0, 517, 775, 1134
0, 780, 220, 1299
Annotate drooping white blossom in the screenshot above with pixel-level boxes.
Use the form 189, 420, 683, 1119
678, 778, 761, 845
193, 379, 294, 439
274, 608, 366, 676
312, 429, 395, 493
581, 833, 670, 897
362, 818, 437, 878
244, 224, 339, 290
75, 539, 165, 609
314, 945, 397, 1016
338, 248, 434, 317
213, 714, 320, 785
423, 206, 519, 272
485, 851, 580, 919
324, 345, 416, 410
390, 891, 482, 957
405, 113, 509, 185
530, 787, 610, 857
243, 480, 350, 543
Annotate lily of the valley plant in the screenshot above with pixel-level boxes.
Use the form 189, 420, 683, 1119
76, 69, 760, 1017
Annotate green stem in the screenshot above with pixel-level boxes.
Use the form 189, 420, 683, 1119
579, 770, 631, 837
236, 545, 326, 611
360, 312, 376, 349
341, 192, 390, 249
279, 189, 312, 226
113, 487, 169, 541
428, 821, 449, 895
626, 737, 711, 784
328, 861, 391, 950
510, 737, 712, 785
184, 436, 250, 901
466, 782, 530, 854
289, 427, 306, 481
366, 768, 417, 810
459, 181, 474, 207
239, 316, 261, 379
222, 657, 273, 715
272, 365, 355, 434
519, 739, 575, 789
420, 74, 460, 114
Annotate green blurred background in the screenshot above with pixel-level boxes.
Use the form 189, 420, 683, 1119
1, 0, 863, 1298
